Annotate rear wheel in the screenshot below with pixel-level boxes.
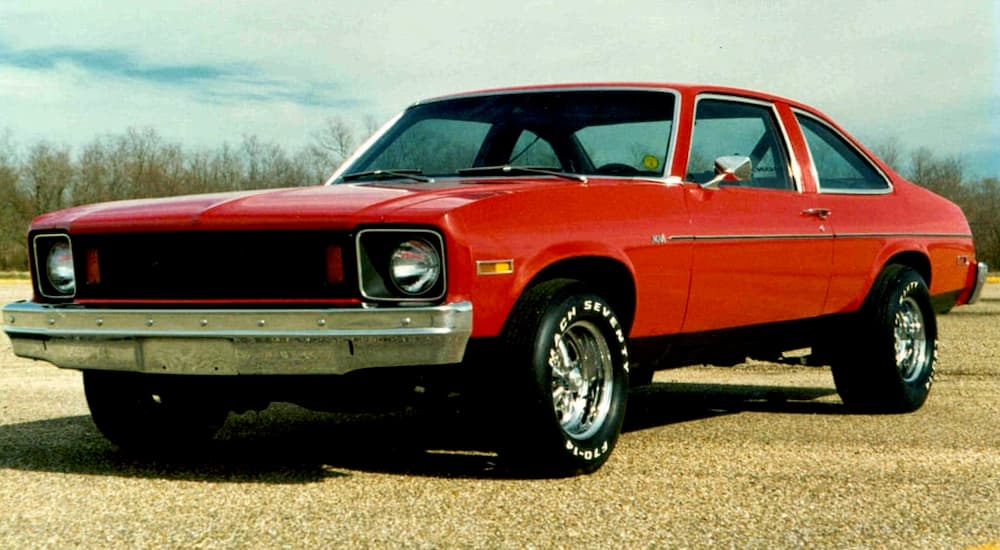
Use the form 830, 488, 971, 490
497, 279, 629, 476
831, 265, 937, 413
84, 371, 229, 452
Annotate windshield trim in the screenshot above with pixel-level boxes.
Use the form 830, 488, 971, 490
326, 86, 681, 185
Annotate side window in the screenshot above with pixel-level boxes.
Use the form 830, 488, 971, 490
687, 99, 793, 190
796, 114, 888, 192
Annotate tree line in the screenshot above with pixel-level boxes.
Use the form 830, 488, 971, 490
0, 126, 997, 272
0, 118, 367, 271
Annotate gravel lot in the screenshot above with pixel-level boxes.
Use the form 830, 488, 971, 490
1, 280, 998, 549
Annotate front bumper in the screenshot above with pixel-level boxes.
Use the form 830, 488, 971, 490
2, 301, 472, 375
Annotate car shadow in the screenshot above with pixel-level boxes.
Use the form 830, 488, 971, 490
0, 381, 842, 482
624, 381, 841, 432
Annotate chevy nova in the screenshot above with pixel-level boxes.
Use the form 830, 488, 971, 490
2, 83, 988, 475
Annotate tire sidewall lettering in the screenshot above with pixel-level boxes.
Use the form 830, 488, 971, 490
540, 292, 629, 466
563, 438, 610, 462
571, 298, 629, 372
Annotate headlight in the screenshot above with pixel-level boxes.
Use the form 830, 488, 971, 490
33, 235, 76, 299
46, 241, 76, 295
389, 239, 441, 295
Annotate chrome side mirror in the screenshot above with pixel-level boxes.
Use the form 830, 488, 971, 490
702, 155, 752, 189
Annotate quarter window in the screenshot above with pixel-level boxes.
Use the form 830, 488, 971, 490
796, 114, 889, 192
687, 99, 794, 190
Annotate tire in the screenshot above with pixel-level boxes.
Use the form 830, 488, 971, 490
831, 265, 937, 413
497, 279, 629, 476
83, 371, 229, 452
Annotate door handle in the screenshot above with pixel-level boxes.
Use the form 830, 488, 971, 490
802, 208, 831, 220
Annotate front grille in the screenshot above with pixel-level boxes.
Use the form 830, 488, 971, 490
69, 231, 355, 302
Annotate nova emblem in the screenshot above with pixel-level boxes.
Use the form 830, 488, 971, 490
651, 234, 667, 244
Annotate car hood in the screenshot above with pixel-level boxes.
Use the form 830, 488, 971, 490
31, 181, 524, 233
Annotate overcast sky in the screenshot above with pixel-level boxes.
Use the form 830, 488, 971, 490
1, 1, 997, 178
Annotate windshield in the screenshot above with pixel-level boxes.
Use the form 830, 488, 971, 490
333, 89, 676, 182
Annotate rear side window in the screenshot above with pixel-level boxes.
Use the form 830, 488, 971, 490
796, 114, 889, 192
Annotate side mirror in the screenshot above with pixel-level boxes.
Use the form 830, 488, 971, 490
702, 155, 752, 189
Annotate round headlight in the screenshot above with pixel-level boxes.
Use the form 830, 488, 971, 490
46, 241, 76, 295
389, 239, 441, 296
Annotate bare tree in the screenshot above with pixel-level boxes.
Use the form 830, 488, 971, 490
308, 116, 359, 175
909, 147, 964, 200
24, 142, 74, 214
870, 137, 902, 173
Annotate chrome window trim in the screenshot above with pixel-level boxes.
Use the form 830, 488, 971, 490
32, 233, 76, 300
689, 93, 802, 193
792, 109, 892, 195
329, 87, 682, 185
355, 228, 447, 303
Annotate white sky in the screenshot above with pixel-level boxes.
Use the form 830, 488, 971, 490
1, 0, 997, 177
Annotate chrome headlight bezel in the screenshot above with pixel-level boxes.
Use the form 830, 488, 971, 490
33, 233, 77, 299
356, 228, 446, 303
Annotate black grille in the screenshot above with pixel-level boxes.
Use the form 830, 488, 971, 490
71, 231, 355, 302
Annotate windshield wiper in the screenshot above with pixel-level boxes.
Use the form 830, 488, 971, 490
458, 165, 587, 183
340, 169, 434, 183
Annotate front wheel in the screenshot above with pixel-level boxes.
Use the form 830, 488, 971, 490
84, 371, 229, 452
831, 265, 937, 413
498, 279, 630, 476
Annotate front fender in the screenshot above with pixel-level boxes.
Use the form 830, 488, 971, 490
466, 240, 637, 339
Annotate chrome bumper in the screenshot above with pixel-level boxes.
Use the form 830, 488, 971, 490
967, 262, 989, 305
2, 301, 472, 375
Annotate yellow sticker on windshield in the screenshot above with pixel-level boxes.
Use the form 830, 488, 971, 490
642, 155, 660, 170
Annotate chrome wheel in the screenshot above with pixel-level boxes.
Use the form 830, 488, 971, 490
895, 296, 928, 382
832, 265, 937, 413
550, 320, 614, 440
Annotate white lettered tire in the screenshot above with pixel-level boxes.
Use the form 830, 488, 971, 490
498, 279, 629, 476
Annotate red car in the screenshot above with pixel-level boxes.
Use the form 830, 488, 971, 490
3, 83, 988, 475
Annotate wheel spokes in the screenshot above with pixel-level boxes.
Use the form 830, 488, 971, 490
894, 298, 927, 380
550, 321, 614, 439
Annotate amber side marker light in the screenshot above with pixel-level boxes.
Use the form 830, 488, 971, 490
476, 260, 514, 276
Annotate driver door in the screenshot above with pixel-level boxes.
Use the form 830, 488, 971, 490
680, 97, 832, 332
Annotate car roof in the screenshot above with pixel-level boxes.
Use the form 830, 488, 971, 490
419, 82, 808, 109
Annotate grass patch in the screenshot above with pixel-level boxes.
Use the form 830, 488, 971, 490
0, 271, 29, 280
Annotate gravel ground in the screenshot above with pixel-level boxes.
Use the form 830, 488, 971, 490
1, 281, 998, 549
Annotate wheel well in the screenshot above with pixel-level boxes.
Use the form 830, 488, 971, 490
527, 257, 636, 333
885, 251, 932, 286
